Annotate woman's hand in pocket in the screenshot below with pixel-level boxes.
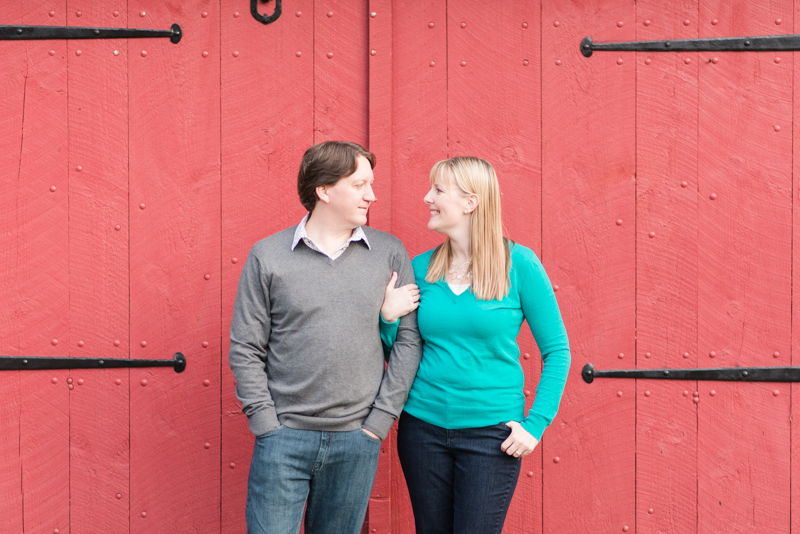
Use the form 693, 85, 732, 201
501, 421, 539, 458
380, 271, 420, 323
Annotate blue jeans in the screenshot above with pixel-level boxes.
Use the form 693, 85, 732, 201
397, 412, 521, 534
246, 425, 382, 534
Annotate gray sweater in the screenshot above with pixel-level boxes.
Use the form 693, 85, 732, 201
229, 225, 422, 440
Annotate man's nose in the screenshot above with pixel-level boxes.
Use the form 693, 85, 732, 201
364, 183, 377, 202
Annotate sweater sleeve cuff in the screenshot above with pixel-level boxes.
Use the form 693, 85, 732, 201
379, 314, 400, 326
248, 409, 280, 437
362, 408, 396, 440
521, 413, 549, 442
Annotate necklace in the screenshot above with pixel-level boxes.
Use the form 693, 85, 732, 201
449, 260, 472, 281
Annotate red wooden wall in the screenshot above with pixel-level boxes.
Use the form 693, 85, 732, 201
1, 1, 799, 533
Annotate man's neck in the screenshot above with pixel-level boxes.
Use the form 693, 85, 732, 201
304, 210, 356, 256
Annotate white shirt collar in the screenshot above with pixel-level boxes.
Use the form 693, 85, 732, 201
291, 213, 371, 257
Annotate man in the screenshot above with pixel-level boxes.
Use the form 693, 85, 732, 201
229, 141, 422, 534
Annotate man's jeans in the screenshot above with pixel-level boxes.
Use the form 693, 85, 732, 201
246, 425, 382, 534
396, 411, 521, 534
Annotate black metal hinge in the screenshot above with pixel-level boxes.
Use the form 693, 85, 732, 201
582, 363, 799, 383
0, 23, 182, 43
0, 352, 186, 373
581, 34, 800, 57
252, 0, 282, 25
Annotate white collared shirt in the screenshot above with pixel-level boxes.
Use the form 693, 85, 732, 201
290, 213, 371, 260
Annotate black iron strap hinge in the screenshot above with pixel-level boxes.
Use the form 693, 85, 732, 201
581, 34, 800, 57
0, 23, 182, 43
0, 352, 186, 373
582, 363, 800, 383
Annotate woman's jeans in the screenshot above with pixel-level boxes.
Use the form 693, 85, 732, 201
246, 425, 381, 534
397, 411, 521, 534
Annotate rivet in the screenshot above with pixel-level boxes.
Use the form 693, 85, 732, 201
116, 493, 122, 499
371, 50, 377, 56
229, 462, 236, 469
141, 379, 147, 386
327, 11, 334, 17
663, 370, 669, 376
67, 378, 73, 384
709, 351, 715, 358
711, 19, 718, 25
200, 342, 208, 349
231, 257, 238, 263
327, 52, 333, 59
76, 50, 82, 56
370, 12, 376, 18
693, 391, 699, 397
648, 231, 655, 238
773, 390, 780, 396
683, 19, 690, 26
644, 390, 651, 397
648, 507, 654, 514
681, 181, 688, 188
742, 370, 748, 377
711, 57, 719, 64
115, 379, 122, 385
553, 456, 560, 463
113, 340, 120, 347
684, 58, 691, 64
553, 285, 559, 291
113, 10, 119, 17
78, 340, 84, 347
617, 58, 623, 65
617, 21, 624, 27
744, 40, 751, 47
553, 21, 560, 27
664, 42, 671, 48
233, 11, 240, 17
709, 193, 717, 200
49, 50, 55, 57
140, 11, 146, 17
68, 384, 74, 390
527, 471, 534, 477
774, 125, 781, 132
428, 22, 434, 28
460, 60, 466, 66
76, 165, 82, 172
140, 340, 147, 347
233, 51, 239, 57
460, 22, 466, 28
709, 390, 715, 396
49, 10, 55, 16
50, 185, 57, 192
54, 529, 59, 534
522, 22, 528, 29
643, 19, 651, 26
776, 18, 782, 25
204, 442, 211, 449
693, 397, 700, 404
683, 390, 689, 396
52, 377, 58, 384
644, 58, 651, 65
618, 353, 624, 359
623, 527, 629, 532
372, 530, 377, 533
78, 379, 84, 385
775, 57, 781, 64
113, 50, 119, 56
76, 10, 82, 17
202, 12, 208, 18
523, 353, 530, 360
683, 352, 689, 359
645, 352, 651, 358
141, 511, 146, 517
204, 274, 211, 280
616, 219, 623, 226
139, 203, 146, 210
52, 339, 58, 346
296, 50, 302, 57
141, 50, 147, 57
774, 351, 780, 358
203, 380, 210, 386
617, 391, 623, 397
429, 61, 436, 67
524, 389, 531, 396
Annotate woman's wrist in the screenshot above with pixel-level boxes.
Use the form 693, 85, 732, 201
380, 312, 399, 324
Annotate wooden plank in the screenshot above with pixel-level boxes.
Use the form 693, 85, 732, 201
220, 0, 313, 531
446, 2, 542, 532
66, 3, 130, 533
793, 4, 800, 531
541, 1, 636, 532
0, 2, 26, 531
389, 1, 448, 532
696, 2, 792, 533
634, 1, 699, 532
128, 1, 221, 531
314, 0, 368, 146
16, 2, 71, 532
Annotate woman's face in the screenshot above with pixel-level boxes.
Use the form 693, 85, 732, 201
423, 174, 469, 235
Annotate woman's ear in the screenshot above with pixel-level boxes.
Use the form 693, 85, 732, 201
316, 185, 330, 204
466, 193, 480, 213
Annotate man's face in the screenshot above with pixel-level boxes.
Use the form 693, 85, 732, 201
323, 155, 376, 228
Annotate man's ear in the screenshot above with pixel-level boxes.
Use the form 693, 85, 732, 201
316, 185, 330, 204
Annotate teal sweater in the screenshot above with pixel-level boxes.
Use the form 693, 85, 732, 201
381, 243, 570, 440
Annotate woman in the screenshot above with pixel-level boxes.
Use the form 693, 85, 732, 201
379, 157, 570, 534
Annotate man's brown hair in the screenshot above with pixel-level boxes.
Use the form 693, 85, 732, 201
297, 141, 376, 212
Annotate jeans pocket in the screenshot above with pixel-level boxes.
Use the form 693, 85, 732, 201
360, 428, 382, 444
256, 424, 285, 439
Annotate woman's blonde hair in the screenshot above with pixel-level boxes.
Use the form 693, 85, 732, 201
426, 157, 511, 301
